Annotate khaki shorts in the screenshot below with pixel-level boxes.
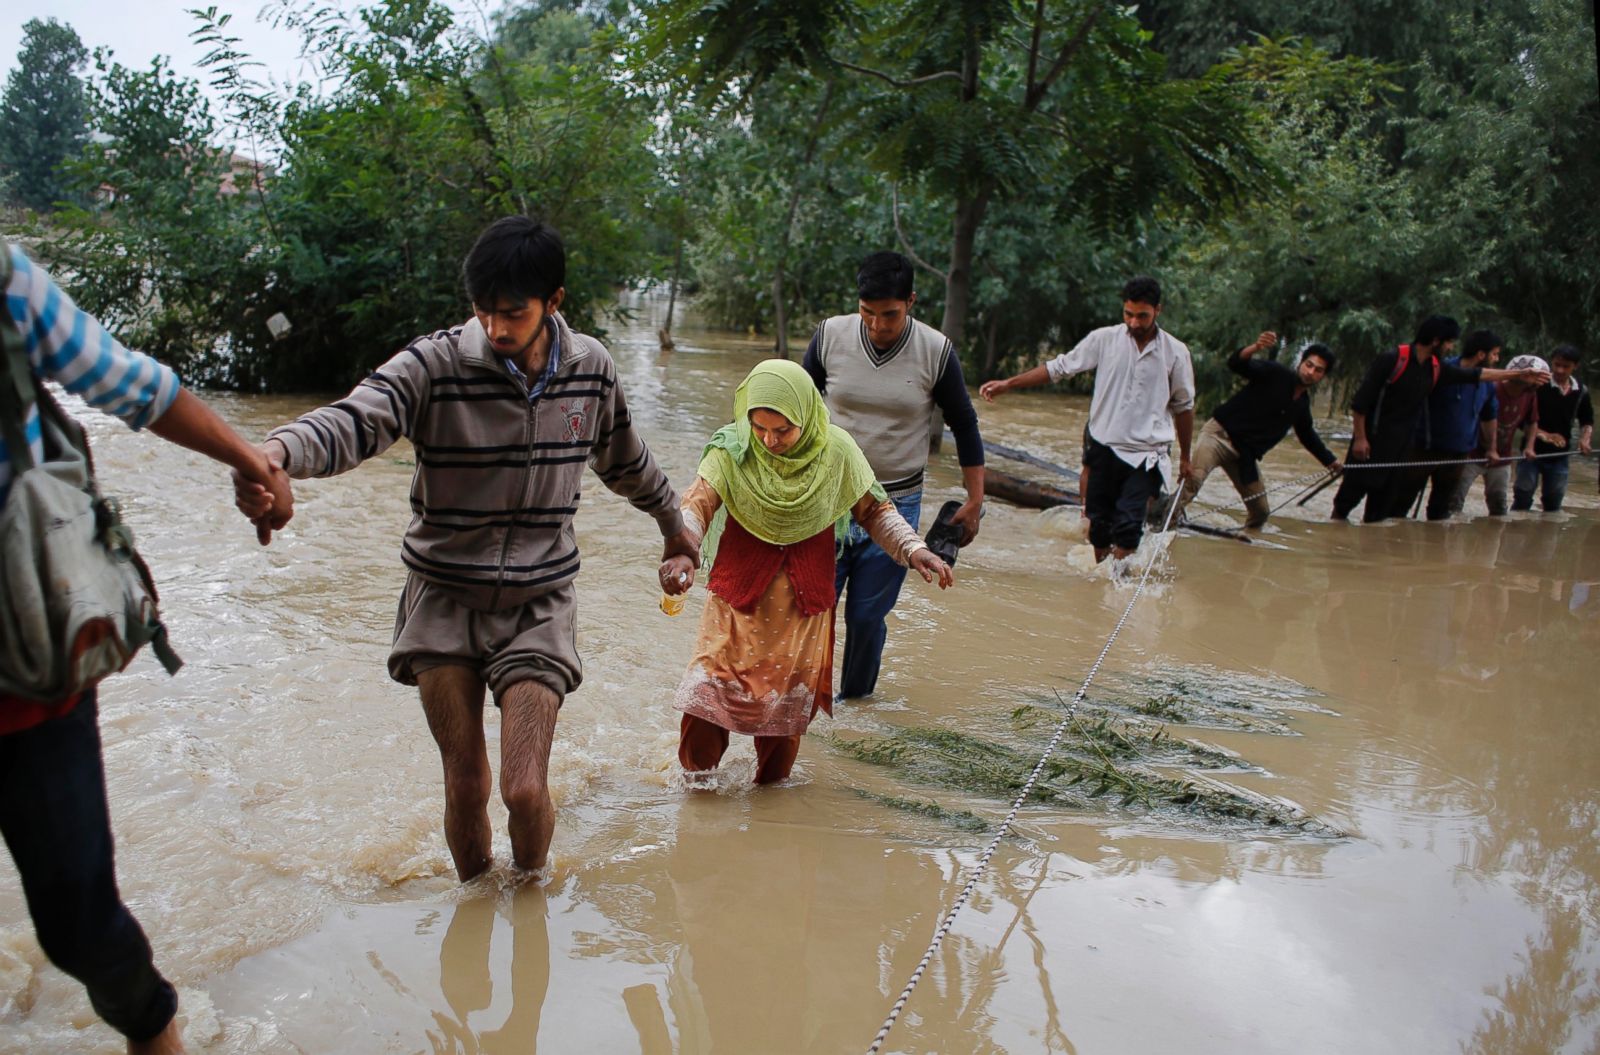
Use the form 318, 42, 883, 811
388, 574, 582, 702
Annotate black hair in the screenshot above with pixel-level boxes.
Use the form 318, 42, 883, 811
856, 251, 915, 301
1120, 275, 1161, 307
1302, 343, 1336, 370
1461, 329, 1503, 360
1413, 314, 1461, 347
1551, 344, 1581, 364
463, 216, 566, 307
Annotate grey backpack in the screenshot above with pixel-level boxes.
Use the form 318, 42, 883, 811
0, 245, 181, 702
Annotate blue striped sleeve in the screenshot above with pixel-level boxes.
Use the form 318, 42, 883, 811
6, 244, 180, 431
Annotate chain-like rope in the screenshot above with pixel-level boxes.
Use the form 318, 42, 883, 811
863, 496, 1184, 1055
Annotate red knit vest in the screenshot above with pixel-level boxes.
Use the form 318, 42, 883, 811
707, 516, 837, 616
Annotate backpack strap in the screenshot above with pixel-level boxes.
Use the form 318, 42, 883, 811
1387, 344, 1411, 384
0, 244, 40, 474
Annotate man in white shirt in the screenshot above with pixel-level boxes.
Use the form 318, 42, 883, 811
980, 276, 1194, 561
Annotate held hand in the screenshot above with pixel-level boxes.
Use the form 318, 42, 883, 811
1178, 456, 1193, 483
1351, 438, 1371, 461
950, 500, 983, 545
1582, 438, 1593, 456
659, 555, 696, 595
661, 528, 701, 568
1328, 459, 1344, 475
233, 441, 294, 545
978, 379, 1008, 403
910, 549, 954, 589
1485, 453, 1506, 468
1523, 446, 1537, 460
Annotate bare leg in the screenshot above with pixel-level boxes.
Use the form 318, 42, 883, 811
418, 666, 492, 881
128, 1018, 185, 1054
499, 680, 562, 873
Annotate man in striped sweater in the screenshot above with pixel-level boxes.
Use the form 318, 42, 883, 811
237, 217, 693, 883
3, 242, 291, 1055
802, 252, 985, 699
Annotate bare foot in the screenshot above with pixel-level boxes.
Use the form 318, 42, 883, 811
129, 1016, 186, 1054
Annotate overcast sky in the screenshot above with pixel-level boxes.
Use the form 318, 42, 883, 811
1, 2, 508, 149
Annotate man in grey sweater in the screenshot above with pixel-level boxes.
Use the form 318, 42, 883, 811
236, 217, 694, 881
802, 251, 985, 698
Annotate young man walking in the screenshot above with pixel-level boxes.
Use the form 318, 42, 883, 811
980, 275, 1193, 562
1172, 331, 1341, 528
1515, 345, 1593, 512
1452, 354, 1544, 516
237, 217, 693, 881
1331, 316, 1546, 523
3, 242, 292, 1054
801, 251, 984, 699
1391, 329, 1503, 521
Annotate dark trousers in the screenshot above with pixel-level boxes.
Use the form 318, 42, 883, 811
1084, 440, 1163, 552
834, 491, 921, 698
1391, 450, 1469, 521
1513, 456, 1570, 511
0, 695, 178, 1042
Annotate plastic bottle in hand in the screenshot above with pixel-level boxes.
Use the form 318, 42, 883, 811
660, 570, 689, 616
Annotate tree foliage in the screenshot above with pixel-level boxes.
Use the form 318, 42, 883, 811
19, 0, 1599, 398
0, 19, 91, 212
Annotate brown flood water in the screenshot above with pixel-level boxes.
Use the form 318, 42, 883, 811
2, 300, 1598, 1054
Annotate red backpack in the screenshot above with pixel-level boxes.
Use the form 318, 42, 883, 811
1387, 344, 1441, 389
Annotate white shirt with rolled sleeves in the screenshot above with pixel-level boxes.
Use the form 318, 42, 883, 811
1045, 323, 1195, 489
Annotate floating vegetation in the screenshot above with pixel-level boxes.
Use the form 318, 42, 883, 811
848, 788, 991, 833
832, 726, 1339, 836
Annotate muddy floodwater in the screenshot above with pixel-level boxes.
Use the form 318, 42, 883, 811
3, 300, 1598, 1054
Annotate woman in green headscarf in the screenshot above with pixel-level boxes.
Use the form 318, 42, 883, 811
660, 359, 951, 784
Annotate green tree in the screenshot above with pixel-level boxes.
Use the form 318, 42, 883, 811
0, 18, 90, 212
648, 0, 1270, 358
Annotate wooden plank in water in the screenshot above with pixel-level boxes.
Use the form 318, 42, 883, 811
986, 467, 1079, 509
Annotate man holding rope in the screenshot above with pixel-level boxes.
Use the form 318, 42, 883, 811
1171, 332, 1340, 529
981, 275, 1193, 562
1331, 316, 1548, 523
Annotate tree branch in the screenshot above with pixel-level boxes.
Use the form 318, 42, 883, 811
829, 55, 962, 88
1026, 5, 1105, 111
1024, 0, 1046, 99
892, 182, 950, 283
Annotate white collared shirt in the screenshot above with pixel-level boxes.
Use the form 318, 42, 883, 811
1045, 323, 1195, 486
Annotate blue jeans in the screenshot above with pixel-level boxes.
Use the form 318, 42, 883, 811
834, 491, 921, 698
0, 694, 178, 1042
1513, 456, 1569, 512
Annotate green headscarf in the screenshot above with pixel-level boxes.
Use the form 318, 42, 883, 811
698, 359, 885, 562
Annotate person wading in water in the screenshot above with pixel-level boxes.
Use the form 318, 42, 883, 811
661, 360, 951, 784
236, 217, 695, 881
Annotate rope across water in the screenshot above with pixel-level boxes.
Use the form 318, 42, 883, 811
863, 445, 1596, 1051
863, 496, 1184, 1055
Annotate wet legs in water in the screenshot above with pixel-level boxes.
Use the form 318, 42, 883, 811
678, 714, 801, 784
419, 667, 562, 880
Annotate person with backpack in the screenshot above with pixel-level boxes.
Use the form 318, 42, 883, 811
2, 242, 292, 1054
1330, 316, 1547, 523
1389, 329, 1504, 521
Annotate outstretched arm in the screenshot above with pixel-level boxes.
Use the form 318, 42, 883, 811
151, 391, 292, 545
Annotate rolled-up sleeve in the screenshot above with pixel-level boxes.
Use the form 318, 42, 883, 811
1167, 347, 1196, 413
5, 244, 179, 430
1045, 333, 1101, 382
